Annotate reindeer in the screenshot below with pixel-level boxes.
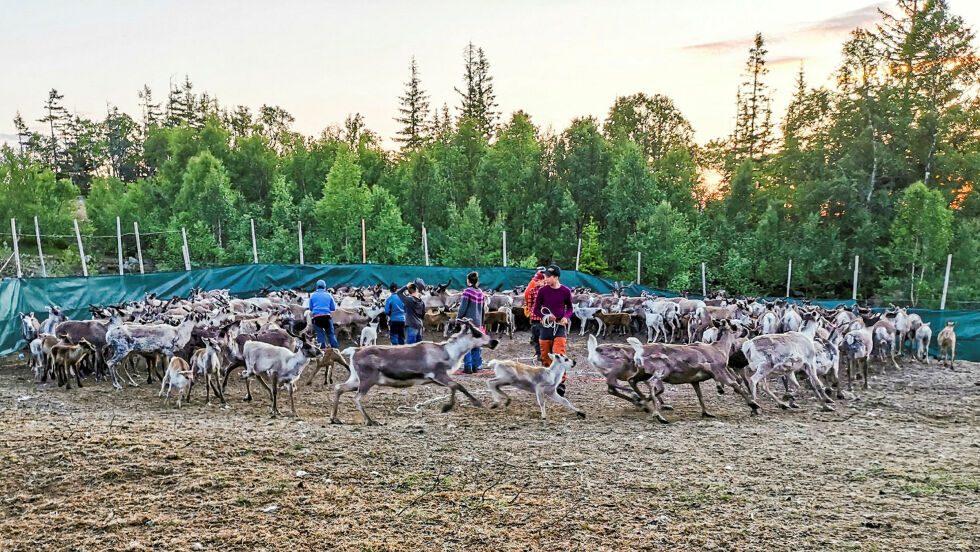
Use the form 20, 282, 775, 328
937, 321, 956, 368
190, 337, 225, 405
626, 321, 759, 423
49, 338, 96, 390
331, 319, 497, 426
242, 338, 322, 417
913, 323, 932, 363
741, 314, 835, 412
487, 354, 585, 420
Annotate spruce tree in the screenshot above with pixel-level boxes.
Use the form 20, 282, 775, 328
456, 42, 498, 139
732, 33, 774, 163
37, 88, 66, 171
395, 56, 431, 150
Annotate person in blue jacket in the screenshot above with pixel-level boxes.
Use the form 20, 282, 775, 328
309, 280, 339, 349
384, 283, 406, 345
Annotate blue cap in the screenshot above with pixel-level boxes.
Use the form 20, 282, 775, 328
316, 280, 326, 289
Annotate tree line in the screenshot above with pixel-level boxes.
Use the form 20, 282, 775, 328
1, 1, 978, 307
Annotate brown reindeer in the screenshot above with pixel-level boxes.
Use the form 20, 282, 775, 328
626, 320, 759, 423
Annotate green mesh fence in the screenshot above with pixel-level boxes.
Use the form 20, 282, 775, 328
2, 263, 977, 361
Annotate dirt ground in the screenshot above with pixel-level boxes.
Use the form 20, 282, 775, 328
1, 330, 978, 552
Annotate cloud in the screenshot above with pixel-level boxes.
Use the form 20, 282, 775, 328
680, 2, 886, 54
681, 37, 755, 54
768, 56, 810, 68
804, 2, 886, 34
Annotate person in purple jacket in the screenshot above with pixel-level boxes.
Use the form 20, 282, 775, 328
456, 271, 486, 374
532, 265, 573, 395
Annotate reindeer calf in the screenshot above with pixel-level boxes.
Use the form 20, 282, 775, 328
487, 354, 584, 419
937, 321, 956, 368
160, 356, 195, 408
50, 339, 95, 389
305, 347, 349, 386
360, 321, 380, 347
595, 312, 632, 337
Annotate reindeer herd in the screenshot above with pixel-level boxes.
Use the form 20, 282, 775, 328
14, 282, 959, 425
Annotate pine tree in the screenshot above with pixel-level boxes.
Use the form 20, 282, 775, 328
394, 56, 431, 150
732, 33, 774, 163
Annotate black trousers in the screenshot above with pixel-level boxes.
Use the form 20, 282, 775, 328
530, 322, 542, 358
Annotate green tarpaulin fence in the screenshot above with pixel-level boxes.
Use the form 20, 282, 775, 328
2, 263, 977, 361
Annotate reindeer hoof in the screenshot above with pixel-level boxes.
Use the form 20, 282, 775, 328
701, 412, 716, 419
661, 404, 674, 411
576, 411, 586, 419
716, 386, 726, 395
778, 403, 789, 410
365, 419, 382, 427
242, 396, 253, 402
329, 418, 343, 425
655, 415, 669, 424
490, 403, 500, 409
821, 404, 836, 412
440, 404, 454, 413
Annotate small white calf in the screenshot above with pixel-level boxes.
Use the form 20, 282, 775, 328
487, 354, 585, 420
159, 356, 195, 408
913, 323, 932, 363
360, 321, 380, 348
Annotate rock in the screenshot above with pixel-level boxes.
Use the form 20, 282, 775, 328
296, 470, 308, 478
261, 505, 277, 513
192, 543, 205, 551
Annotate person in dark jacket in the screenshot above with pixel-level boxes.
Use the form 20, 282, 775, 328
456, 271, 486, 373
399, 280, 426, 344
384, 283, 406, 345
309, 279, 339, 349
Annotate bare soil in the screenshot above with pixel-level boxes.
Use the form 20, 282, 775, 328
1, 331, 978, 551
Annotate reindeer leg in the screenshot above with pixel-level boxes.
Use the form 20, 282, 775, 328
487, 377, 511, 408
548, 389, 585, 419
354, 387, 378, 426
691, 381, 715, 418
432, 372, 483, 410
330, 369, 360, 424
535, 387, 548, 420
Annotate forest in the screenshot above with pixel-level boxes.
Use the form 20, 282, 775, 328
1, 0, 977, 308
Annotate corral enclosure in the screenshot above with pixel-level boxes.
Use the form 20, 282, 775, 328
1, 331, 977, 551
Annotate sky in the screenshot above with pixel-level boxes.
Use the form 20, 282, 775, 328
2, 0, 979, 150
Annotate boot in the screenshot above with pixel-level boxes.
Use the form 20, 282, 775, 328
553, 336, 567, 356
540, 340, 553, 367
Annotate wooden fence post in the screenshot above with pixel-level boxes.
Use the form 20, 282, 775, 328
34, 216, 46, 277
940, 254, 952, 310
575, 238, 581, 272
786, 259, 793, 298
74, 219, 88, 277
852, 255, 859, 301
502, 230, 507, 267
298, 221, 304, 265
361, 218, 367, 263
250, 218, 258, 264
116, 217, 124, 275
701, 262, 707, 297
10, 219, 22, 278
422, 225, 429, 266
134, 222, 145, 274
181, 227, 191, 271
636, 251, 641, 285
